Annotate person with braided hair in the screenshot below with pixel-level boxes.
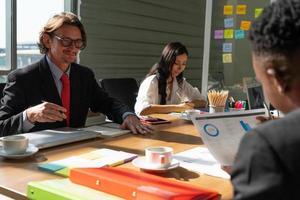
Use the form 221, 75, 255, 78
230, 0, 300, 199
135, 42, 206, 115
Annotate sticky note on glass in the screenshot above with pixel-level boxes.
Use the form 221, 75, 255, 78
224, 5, 233, 15
236, 5, 247, 15
223, 43, 232, 52
214, 30, 224, 39
235, 30, 245, 39
224, 29, 234, 39
224, 18, 234, 28
255, 8, 263, 18
223, 53, 232, 63
240, 21, 252, 30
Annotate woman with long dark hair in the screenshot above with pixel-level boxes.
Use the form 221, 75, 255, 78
135, 42, 206, 115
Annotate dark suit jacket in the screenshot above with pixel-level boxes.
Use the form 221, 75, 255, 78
0, 56, 131, 136
232, 109, 300, 200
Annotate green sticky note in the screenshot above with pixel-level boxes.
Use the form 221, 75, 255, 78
255, 8, 263, 18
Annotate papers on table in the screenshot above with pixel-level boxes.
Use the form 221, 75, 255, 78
174, 147, 230, 179
80, 123, 130, 137
20, 123, 130, 149
38, 148, 137, 177
191, 109, 265, 166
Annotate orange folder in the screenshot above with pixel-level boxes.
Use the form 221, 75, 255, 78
70, 167, 220, 200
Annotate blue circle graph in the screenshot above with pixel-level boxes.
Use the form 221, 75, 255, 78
203, 124, 219, 137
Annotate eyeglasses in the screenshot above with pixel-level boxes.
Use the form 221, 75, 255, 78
52, 33, 85, 50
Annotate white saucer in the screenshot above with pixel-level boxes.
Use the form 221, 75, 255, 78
180, 112, 192, 121
132, 157, 180, 172
0, 144, 39, 159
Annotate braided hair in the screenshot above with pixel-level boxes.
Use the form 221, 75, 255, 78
249, 0, 300, 57
249, 0, 300, 91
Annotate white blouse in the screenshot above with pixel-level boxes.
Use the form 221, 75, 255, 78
135, 75, 205, 115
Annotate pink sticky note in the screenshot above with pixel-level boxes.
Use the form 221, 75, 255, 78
214, 30, 224, 39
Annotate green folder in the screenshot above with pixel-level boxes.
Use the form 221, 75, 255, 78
27, 179, 124, 200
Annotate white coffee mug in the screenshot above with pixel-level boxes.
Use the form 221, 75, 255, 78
145, 146, 173, 168
0, 135, 28, 155
185, 109, 201, 120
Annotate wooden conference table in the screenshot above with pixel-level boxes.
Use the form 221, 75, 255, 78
0, 114, 233, 200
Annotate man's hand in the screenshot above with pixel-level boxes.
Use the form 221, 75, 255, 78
120, 115, 153, 135
256, 115, 278, 124
26, 101, 66, 123
221, 165, 233, 174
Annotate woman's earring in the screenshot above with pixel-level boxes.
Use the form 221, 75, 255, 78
266, 68, 275, 75
277, 85, 283, 93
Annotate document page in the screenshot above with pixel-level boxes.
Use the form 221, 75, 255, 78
81, 122, 130, 137
191, 109, 265, 165
174, 147, 230, 179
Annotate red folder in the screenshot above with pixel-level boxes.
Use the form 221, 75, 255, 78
70, 167, 220, 200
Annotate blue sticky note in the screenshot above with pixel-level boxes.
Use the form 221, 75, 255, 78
223, 43, 232, 52
224, 18, 234, 28
235, 30, 245, 39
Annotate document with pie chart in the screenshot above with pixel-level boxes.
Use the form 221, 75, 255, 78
191, 109, 265, 165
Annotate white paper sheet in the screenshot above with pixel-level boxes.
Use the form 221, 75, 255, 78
174, 147, 230, 179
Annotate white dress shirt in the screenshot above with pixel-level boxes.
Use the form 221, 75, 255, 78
135, 75, 205, 115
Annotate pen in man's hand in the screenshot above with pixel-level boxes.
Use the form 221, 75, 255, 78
263, 101, 273, 120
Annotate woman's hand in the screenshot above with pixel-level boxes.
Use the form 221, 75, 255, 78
179, 102, 195, 110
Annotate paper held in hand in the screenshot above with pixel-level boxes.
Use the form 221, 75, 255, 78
191, 109, 265, 166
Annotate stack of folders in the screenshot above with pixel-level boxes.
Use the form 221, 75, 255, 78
30, 150, 219, 200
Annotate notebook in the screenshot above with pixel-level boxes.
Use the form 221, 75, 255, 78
191, 109, 265, 166
38, 148, 137, 177
20, 123, 130, 149
69, 167, 220, 200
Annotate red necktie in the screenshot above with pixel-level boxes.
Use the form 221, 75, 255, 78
61, 73, 70, 126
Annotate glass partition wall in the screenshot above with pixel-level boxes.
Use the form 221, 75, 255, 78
202, 0, 271, 103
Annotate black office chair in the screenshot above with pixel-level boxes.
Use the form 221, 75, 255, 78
0, 83, 6, 99
99, 78, 139, 111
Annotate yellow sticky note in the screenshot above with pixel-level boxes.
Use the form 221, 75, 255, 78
224, 29, 234, 39
223, 54, 232, 63
236, 5, 247, 15
255, 8, 263, 18
240, 21, 252, 31
224, 5, 233, 15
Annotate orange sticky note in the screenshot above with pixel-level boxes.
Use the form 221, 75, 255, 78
236, 5, 247, 15
255, 8, 263, 18
223, 54, 232, 63
224, 29, 234, 39
224, 5, 233, 15
240, 21, 252, 31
